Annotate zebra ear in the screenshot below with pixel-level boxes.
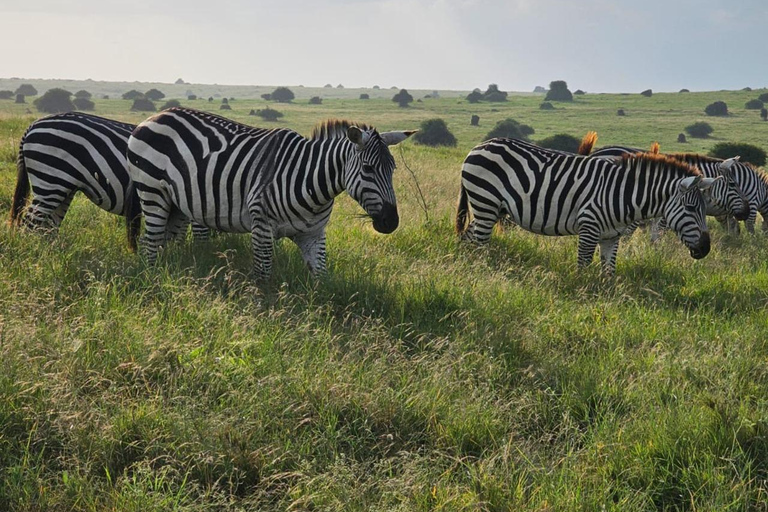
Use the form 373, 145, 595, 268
718, 156, 740, 171
380, 130, 417, 146
698, 176, 720, 191
679, 175, 702, 192
347, 126, 372, 149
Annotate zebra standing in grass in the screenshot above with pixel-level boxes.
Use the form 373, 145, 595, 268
456, 138, 716, 274
126, 107, 415, 278
10, 112, 207, 250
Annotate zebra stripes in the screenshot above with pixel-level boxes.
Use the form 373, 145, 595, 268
126, 107, 414, 278
456, 138, 715, 274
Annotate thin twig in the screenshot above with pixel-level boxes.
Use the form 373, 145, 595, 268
399, 144, 429, 222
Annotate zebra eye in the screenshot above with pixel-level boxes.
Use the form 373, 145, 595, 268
684, 203, 697, 212
362, 164, 375, 174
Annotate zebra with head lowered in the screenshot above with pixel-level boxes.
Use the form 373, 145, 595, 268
456, 138, 716, 274
10, 112, 207, 249
126, 107, 415, 278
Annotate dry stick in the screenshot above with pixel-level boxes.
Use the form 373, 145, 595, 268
399, 144, 429, 223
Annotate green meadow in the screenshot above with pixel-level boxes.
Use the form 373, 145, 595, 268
1, 85, 768, 511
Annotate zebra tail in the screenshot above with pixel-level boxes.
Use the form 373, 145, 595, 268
455, 183, 470, 236
10, 137, 29, 227
577, 131, 598, 155
125, 181, 142, 253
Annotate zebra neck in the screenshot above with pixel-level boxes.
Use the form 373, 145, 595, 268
285, 138, 349, 208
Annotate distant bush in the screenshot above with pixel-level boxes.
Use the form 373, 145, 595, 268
709, 142, 766, 167
485, 118, 534, 141
466, 89, 483, 103
122, 90, 144, 100
34, 88, 75, 113
208, 97, 213, 102
483, 84, 507, 102
574, 89, 585, 95
221, 98, 228, 105
617, 109, 625, 116
640, 89, 653, 97
175, 78, 186, 85
742, 87, 752, 92
72, 97, 95, 111
392, 89, 413, 107
324, 84, 332, 88
219, 104, 231, 110
187, 94, 197, 100
254, 108, 283, 121
160, 99, 181, 110
261, 93, 272, 101
685, 121, 714, 138
678, 133, 687, 143
745, 99, 764, 110
373, 85, 380, 89
359, 93, 369, 100
539, 101, 554, 110
413, 118, 457, 147
761, 108, 768, 121
131, 98, 156, 112
145, 89, 165, 101
545, 80, 573, 102
705, 101, 728, 116
74, 90, 92, 99
538, 134, 581, 152
759, 93, 768, 102
309, 96, 322, 105
470, 115, 479, 126
679, 88, 690, 93
229, 98, 235, 101
15, 84, 37, 96
15, 94, 25, 104
0, 90, 13, 99
271, 87, 295, 103
248, 110, 257, 116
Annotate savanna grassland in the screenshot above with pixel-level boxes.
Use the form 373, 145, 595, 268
1, 85, 768, 511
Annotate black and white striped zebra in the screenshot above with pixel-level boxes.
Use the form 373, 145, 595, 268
10, 112, 207, 250
456, 138, 716, 273
126, 108, 415, 278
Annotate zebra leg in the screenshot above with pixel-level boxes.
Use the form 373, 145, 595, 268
292, 231, 328, 276
164, 208, 189, 242
745, 209, 757, 235
49, 191, 76, 228
468, 217, 498, 245
191, 222, 211, 241
576, 222, 600, 268
599, 237, 621, 275
137, 190, 173, 265
24, 190, 73, 231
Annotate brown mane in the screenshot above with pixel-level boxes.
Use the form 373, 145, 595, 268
649, 142, 660, 154
577, 131, 598, 155
620, 152, 702, 177
311, 119, 375, 140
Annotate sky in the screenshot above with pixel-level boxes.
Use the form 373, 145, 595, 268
1, 0, 766, 93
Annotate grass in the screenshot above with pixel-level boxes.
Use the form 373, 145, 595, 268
1, 87, 768, 510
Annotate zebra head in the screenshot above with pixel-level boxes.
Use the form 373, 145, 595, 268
663, 175, 716, 259
344, 126, 416, 234
712, 156, 750, 221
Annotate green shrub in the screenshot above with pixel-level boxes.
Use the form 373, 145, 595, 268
483, 84, 507, 102
679, 88, 690, 93
130, 98, 156, 112
617, 109, 626, 116
745, 99, 764, 110
254, 108, 283, 121
74, 90, 92, 99
270, 87, 294, 103
309, 96, 322, 105
122, 90, 144, 100
574, 89, 585, 95
187, 94, 197, 100
705, 101, 728, 116
761, 108, 767, 121
392, 89, 413, 107
0, 90, 14, 100
15, 84, 37, 96
470, 115, 479, 126
466, 90, 482, 103
545, 80, 572, 102
685, 122, 714, 138
219, 104, 231, 110
144, 89, 165, 101
72, 97, 95, 111
759, 93, 768, 102
160, 99, 181, 110
537, 134, 581, 153
539, 102, 554, 110
709, 142, 766, 167
640, 89, 653, 97
33, 88, 75, 113
413, 118, 457, 147
359, 93, 370, 100
15, 94, 24, 104
485, 118, 534, 141
678, 133, 687, 143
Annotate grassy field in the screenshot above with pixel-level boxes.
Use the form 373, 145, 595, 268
1, 88, 768, 511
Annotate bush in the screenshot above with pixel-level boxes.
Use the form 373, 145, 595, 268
359, 93, 369, 100
742, 87, 753, 92
678, 133, 687, 143
617, 108, 626, 116
709, 142, 766, 167
219, 104, 232, 110
187, 94, 197, 100
545, 80, 573, 102
72, 97, 95, 111
270, 87, 294, 103
640, 89, 653, 97
392, 89, 413, 107
705, 101, 728, 116
145, 89, 165, 101
260, 93, 272, 101
745, 99, 764, 110
466, 89, 483, 103
324, 84, 332, 88
208, 96, 213, 102
74, 90, 92, 99
537, 134, 581, 153
485, 118, 534, 141
679, 88, 690, 93
685, 122, 714, 138
131, 98, 156, 112
33, 88, 75, 113
483, 84, 507, 102
539, 102, 554, 110
221, 98, 228, 105
122, 90, 144, 100
0, 90, 14, 100
470, 115, 479, 126
15, 84, 37, 96
309, 96, 322, 105
160, 99, 181, 110
175, 78, 186, 85
761, 108, 767, 121
254, 108, 283, 121
336, 84, 344, 88
15, 94, 25, 104
759, 93, 768, 102
574, 89, 585, 95
413, 118, 457, 147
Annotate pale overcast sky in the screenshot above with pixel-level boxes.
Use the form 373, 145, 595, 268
1, 0, 766, 92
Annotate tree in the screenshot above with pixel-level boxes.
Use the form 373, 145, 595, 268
336, 84, 344, 88
359, 93, 370, 100
685, 121, 714, 138
761, 108, 768, 121
33, 88, 75, 113
704, 101, 728, 116
15, 84, 37, 96
640, 89, 653, 97
466, 89, 483, 103
175, 78, 186, 84
484, 118, 535, 141
745, 99, 764, 110
545, 80, 573, 102
15, 94, 25, 104
74, 90, 92, 99
131, 98, 156, 112
709, 143, 766, 167
373, 85, 380, 89
160, 99, 181, 110
145, 89, 165, 101
392, 89, 413, 107
679, 88, 690, 93
574, 89, 586, 95
538, 134, 581, 153
413, 118, 456, 147
0, 90, 13, 100
483, 83, 507, 102
254, 108, 284, 121
270, 87, 295, 103
309, 96, 322, 105
72, 97, 95, 111
122, 90, 144, 100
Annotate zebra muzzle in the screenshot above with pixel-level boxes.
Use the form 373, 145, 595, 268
689, 231, 710, 259
371, 202, 399, 234
735, 205, 750, 221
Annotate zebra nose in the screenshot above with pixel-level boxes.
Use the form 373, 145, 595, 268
735, 204, 750, 221
371, 202, 399, 234
690, 231, 710, 259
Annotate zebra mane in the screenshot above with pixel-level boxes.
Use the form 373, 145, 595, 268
667, 152, 761, 172
310, 119, 375, 141
577, 131, 598, 155
619, 152, 702, 177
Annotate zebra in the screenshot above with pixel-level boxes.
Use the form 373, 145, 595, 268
585, 145, 750, 238
10, 112, 208, 250
125, 107, 415, 278
455, 138, 717, 274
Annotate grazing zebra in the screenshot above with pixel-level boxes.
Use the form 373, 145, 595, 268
456, 138, 716, 274
126, 107, 415, 278
10, 112, 207, 250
